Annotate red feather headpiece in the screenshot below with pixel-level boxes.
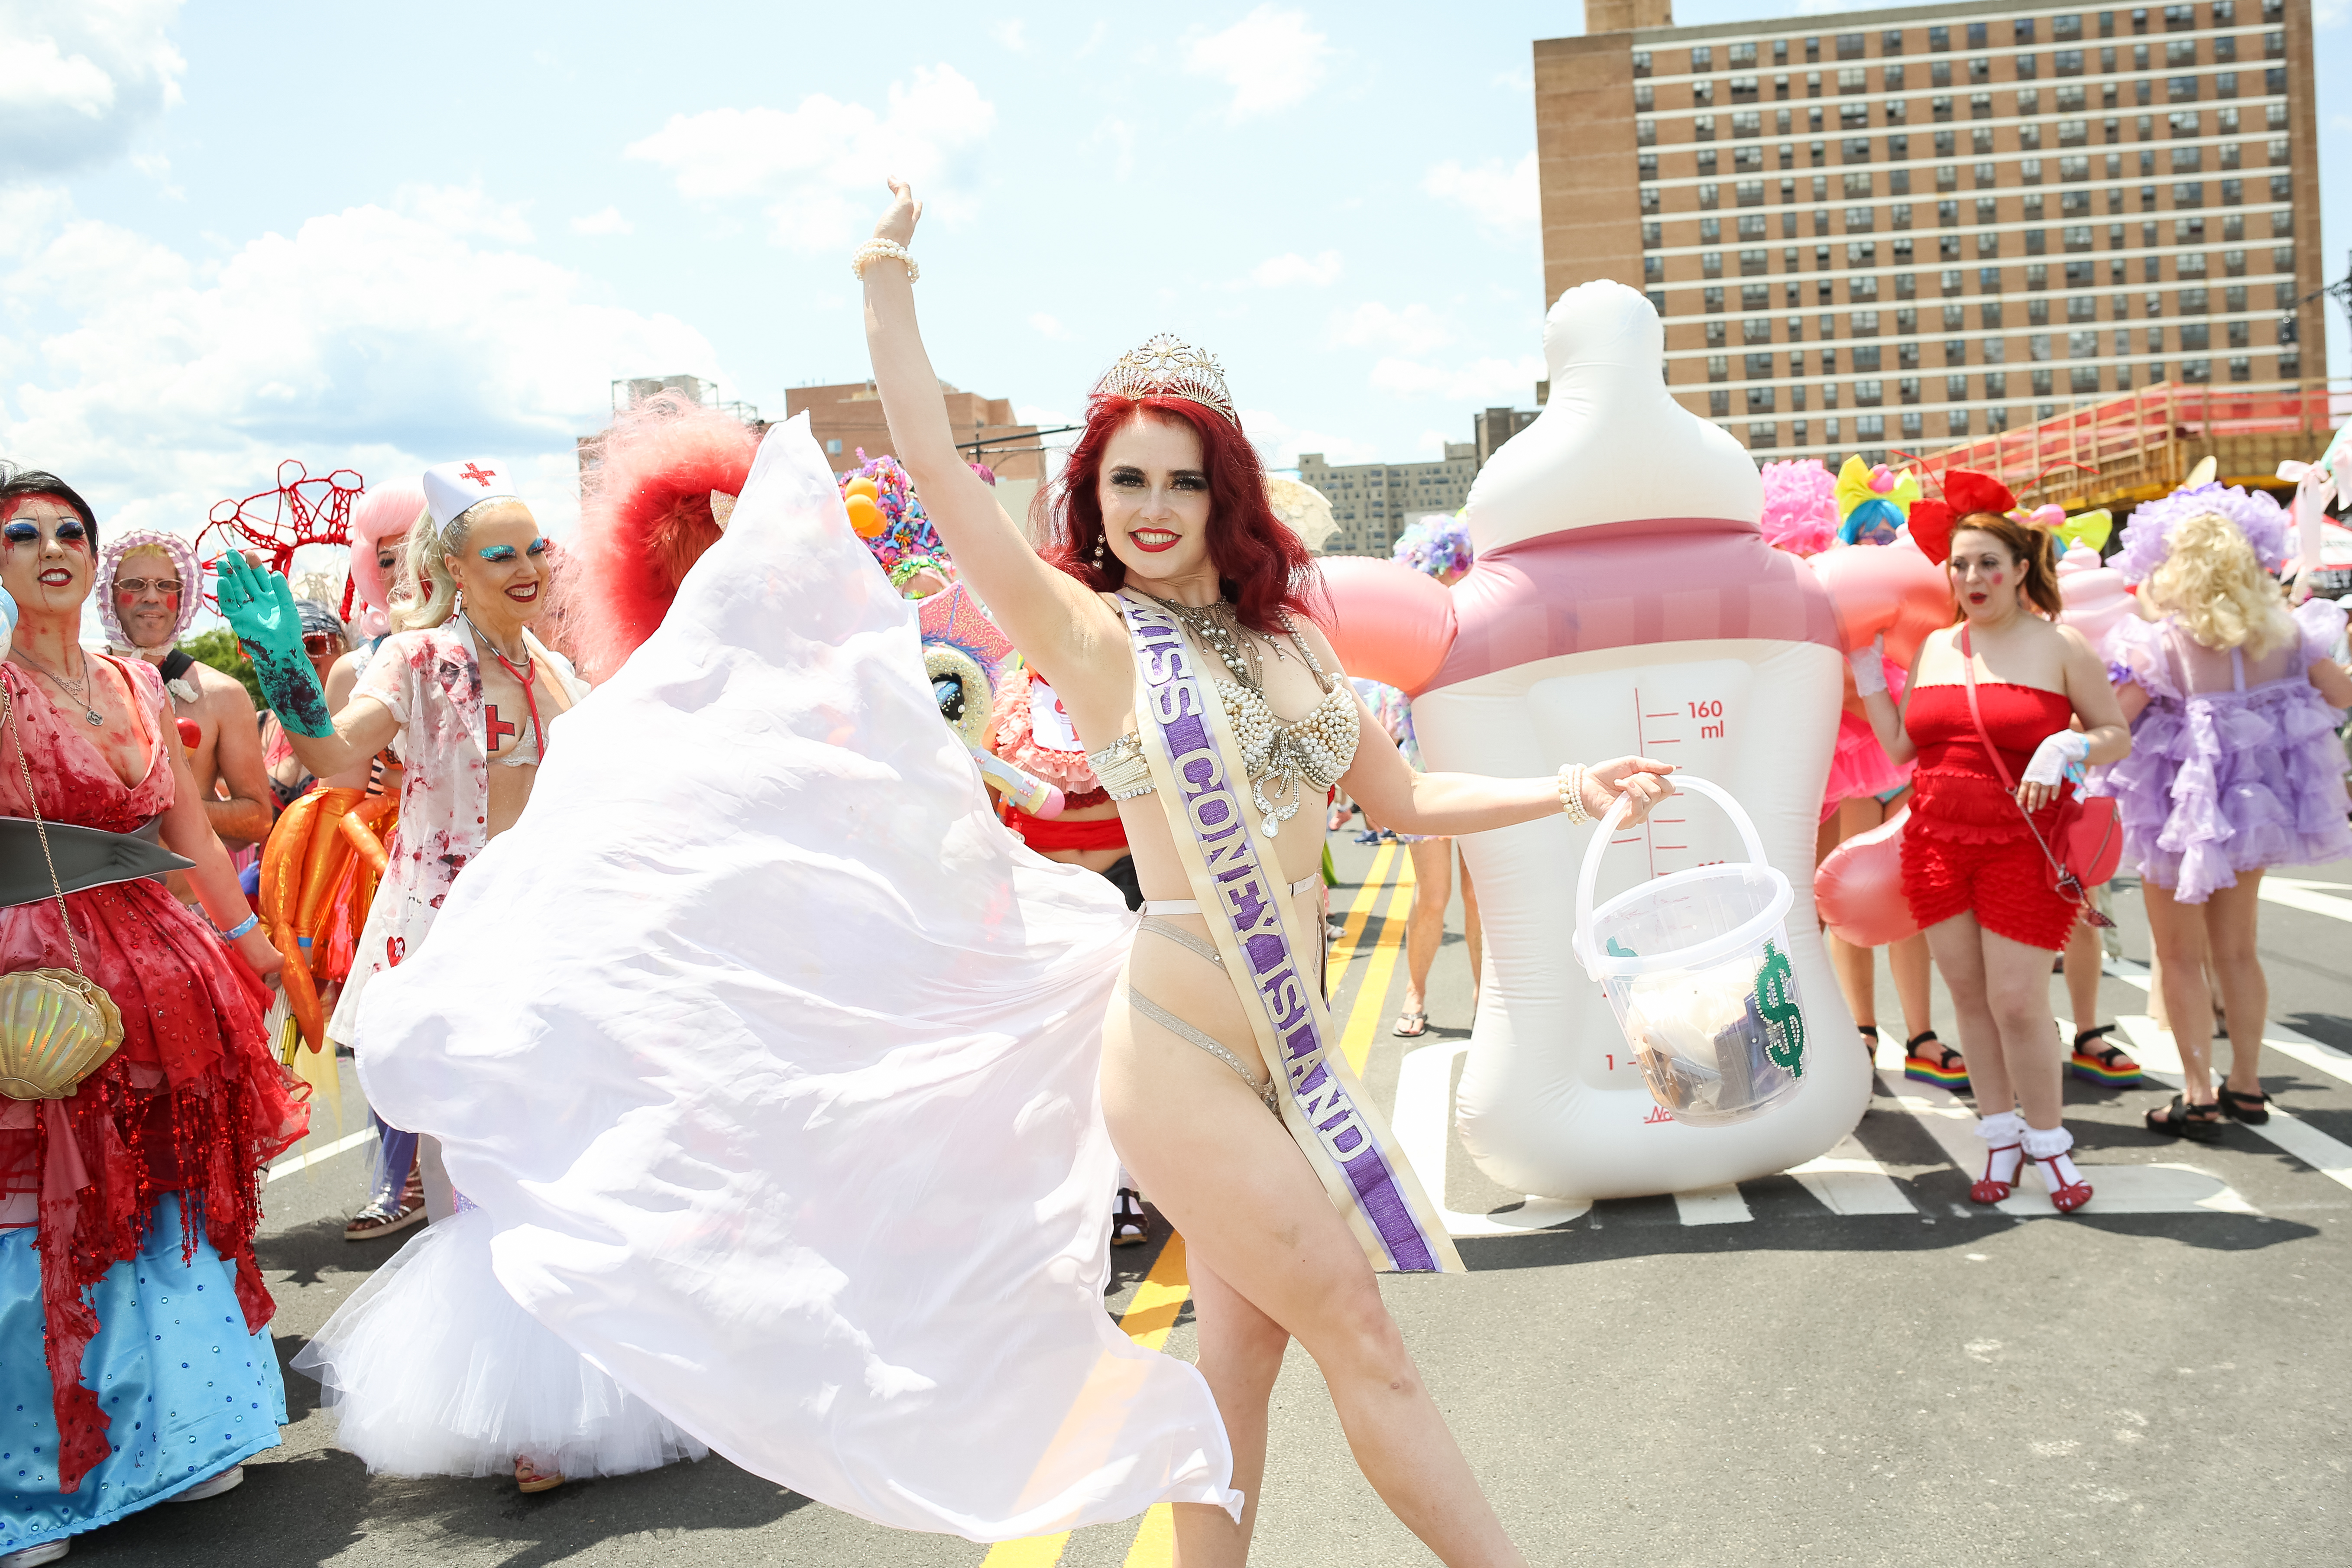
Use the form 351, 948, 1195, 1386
1906, 468, 2017, 566
565, 393, 760, 682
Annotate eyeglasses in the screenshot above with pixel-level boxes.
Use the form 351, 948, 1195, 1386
114, 577, 185, 595
301, 632, 341, 658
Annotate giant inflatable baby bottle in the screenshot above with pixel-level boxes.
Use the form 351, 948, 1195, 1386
1325, 281, 1943, 1200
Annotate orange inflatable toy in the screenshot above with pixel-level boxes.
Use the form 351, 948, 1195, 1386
256, 784, 398, 1053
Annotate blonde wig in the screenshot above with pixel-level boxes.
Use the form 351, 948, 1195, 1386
2145, 508, 2296, 656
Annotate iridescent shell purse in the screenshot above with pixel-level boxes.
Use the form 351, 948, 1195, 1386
0, 685, 124, 1101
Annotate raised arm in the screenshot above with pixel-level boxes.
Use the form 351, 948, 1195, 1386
214, 553, 399, 779
1850, 632, 1921, 766
861, 179, 1113, 679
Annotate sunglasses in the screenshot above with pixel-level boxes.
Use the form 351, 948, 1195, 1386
115, 577, 185, 596
302, 632, 341, 658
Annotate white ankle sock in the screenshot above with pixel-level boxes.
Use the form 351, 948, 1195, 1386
2021, 1123, 2081, 1189
1975, 1111, 2025, 1147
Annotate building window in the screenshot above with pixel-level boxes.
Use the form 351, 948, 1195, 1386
1748, 421, 1779, 448
2181, 357, 2212, 382
1856, 414, 1886, 440
1710, 390, 1730, 417
825, 439, 843, 455
1704, 287, 1725, 313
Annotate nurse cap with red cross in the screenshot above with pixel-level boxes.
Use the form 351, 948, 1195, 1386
421, 458, 523, 530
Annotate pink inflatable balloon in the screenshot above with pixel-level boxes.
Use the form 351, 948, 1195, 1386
1315, 555, 1458, 694
2057, 542, 2135, 651
1815, 805, 1920, 947
1809, 545, 1951, 670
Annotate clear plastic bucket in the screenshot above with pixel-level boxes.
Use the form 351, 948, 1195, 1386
1572, 776, 1808, 1127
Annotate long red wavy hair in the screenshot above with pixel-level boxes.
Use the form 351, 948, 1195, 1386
1040, 395, 1322, 635
565, 393, 760, 681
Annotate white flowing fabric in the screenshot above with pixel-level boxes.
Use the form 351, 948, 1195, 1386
356, 415, 1240, 1539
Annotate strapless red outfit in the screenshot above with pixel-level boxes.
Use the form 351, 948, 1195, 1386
1898, 681, 2081, 950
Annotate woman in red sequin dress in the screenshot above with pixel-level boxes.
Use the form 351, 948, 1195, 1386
1, 468, 305, 1567
1851, 478, 2132, 1214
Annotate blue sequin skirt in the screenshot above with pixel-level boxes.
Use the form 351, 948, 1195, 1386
0, 1194, 287, 1555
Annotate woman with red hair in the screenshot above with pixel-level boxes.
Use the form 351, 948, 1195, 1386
1850, 474, 2132, 1215
861, 180, 1672, 1567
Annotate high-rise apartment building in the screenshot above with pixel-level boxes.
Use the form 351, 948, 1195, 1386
1300, 445, 1481, 556
1536, 0, 2323, 465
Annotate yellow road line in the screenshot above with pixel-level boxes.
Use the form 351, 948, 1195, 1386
1323, 842, 1399, 988
977, 1233, 1196, 1566
1338, 871, 1419, 1075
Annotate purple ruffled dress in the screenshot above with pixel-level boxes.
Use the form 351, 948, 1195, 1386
2093, 599, 2352, 902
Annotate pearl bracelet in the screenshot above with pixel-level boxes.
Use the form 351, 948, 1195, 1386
1556, 763, 1592, 825
217, 911, 260, 942
851, 240, 919, 283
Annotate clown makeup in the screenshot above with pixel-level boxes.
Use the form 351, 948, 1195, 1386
1948, 530, 2019, 617
476, 538, 548, 564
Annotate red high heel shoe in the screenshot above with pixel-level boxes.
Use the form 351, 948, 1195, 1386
2028, 1150, 2094, 1214
1968, 1142, 2023, 1205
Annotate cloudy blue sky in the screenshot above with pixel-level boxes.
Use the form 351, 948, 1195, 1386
5, 0, 2350, 546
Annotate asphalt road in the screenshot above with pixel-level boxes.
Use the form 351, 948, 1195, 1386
56, 838, 2352, 1568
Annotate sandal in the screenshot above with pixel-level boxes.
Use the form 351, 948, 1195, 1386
2027, 1149, 2095, 1215
2217, 1083, 2272, 1124
2068, 1024, 2144, 1087
1903, 1031, 1969, 1090
1857, 1023, 1879, 1058
2144, 1092, 2222, 1143
515, 1458, 564, 1493
343, 1194, 427, 1242
1393, 1009, 1430, 1038
1968, 1141, 2023, 1205
1111, 1189, 1150, 1247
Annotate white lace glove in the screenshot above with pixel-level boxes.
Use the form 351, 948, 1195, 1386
2021, 729, 2091, 788
1847, 634, 1888, 697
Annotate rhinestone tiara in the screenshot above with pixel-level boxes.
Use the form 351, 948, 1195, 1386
1092, 334, 1237, 424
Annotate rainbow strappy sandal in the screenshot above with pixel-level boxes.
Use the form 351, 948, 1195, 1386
2068, 1024, 2143, 1087
1903, 1030, 1970, 1089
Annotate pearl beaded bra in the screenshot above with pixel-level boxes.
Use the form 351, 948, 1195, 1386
1087, 609, 1360, 836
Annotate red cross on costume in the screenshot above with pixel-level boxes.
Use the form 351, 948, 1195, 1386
485, 703, 518, 754
459, 463, 498, 487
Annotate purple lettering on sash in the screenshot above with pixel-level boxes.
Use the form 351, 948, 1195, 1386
1343, 1150, 1435, 1271
1123, 595, 1442, 1274
1165, 712, 1210, 759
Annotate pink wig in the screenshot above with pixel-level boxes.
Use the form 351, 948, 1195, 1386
346, 482, 426, 638
566, 393, 760, 682
1758, 459, 1837, 557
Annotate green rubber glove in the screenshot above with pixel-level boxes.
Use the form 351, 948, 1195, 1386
214, 551, 334, 737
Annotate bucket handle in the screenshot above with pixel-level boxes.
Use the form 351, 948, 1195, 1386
1573, 774, 1769, 980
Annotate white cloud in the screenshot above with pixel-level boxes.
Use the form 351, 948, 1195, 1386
1248, 250, 1342, 288
1186, 6, 1331, 124
991, 18, 1028, 51
394, 181, 535, 244
569, 208, 635, 236
0, 0, 186, 178
1367, 353, 1547, 403
1092, 117, 1136, 181
625, 65, 997, 250
1239, 406, 1380, 469
0, 195, 716, 539
1423, 152, 1539, 238
1028, 312, 1071, 340
1332, 301, 1453, 355
2319, 0, 2348, 27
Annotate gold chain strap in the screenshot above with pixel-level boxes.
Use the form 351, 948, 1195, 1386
3, 681, 91, 980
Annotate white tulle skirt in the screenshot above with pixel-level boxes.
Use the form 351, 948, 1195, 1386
292, 1206, 707, 1480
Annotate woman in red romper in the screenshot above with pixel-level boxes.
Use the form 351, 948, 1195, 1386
1850, 476, 2132, 1213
